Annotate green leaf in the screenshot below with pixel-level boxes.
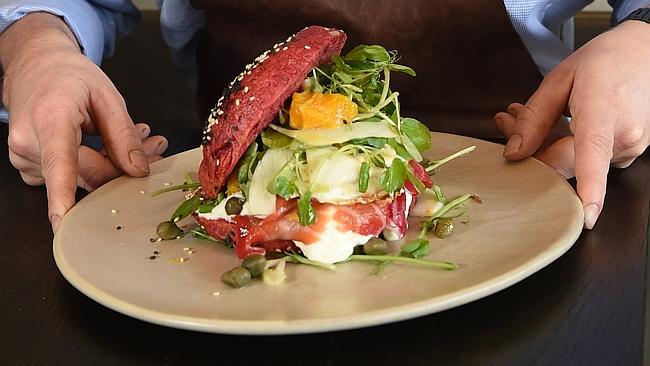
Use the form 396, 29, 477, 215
271, 175, 299, 199
388, 64, 416, 76
380, 159, 407, 194
387, 139, 413, 160
348, 137, 388, 149
170, 194, 201, 222
433, 185, 448, 204
238, 142, 259, 184
405, 167, 425, 193
197, 203, 215, 213
345, 45, 391, 63
401, 117, 431, 152
358, 162, 370, 193
261, 128, 293, 149
331, 55, 351, 71
411, 239, 430, 258
334, 71, 353, 84
400, 238, 430, 259
298, 192, 317, 226
399, 239, 421, 253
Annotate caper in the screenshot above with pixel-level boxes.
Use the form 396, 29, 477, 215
363, 237, 389, 255
242, 254, 266, 277
225, 197, 245, 215
220, 267, 252, 288
156, 221, 181, 240
434, 218, 455, 239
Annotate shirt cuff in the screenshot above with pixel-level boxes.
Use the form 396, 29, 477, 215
0, 0, 105, 64
611, 0, 650, 23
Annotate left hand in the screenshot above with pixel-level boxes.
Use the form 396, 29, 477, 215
494, 20, 650, 229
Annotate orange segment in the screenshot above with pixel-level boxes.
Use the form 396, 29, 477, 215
226, 171, 240, 195
289, 92, 358, 129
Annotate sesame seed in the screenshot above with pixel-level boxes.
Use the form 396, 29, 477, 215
163, 182, 172, 186
244, 86, 249, 93
183, 247, 190, 251
216, 159, 220, 166
139, 190, 146, 194
206, 136, 212, 141
175, 235, 181, 240
235, 99, 240, 106
149, 255, 157, 260
179, 257, 186, 263
110, 209, 119, 214
217, 110, 224, 115
153, 251, 159, 255
304, 45, 311, 49
149, 238, 156, 243
286, 37, 292, 42
282, 46, 288, 51
188, 250, 195, 255
212, 291, 221, 296
157, 238, 163, 242
246, 71, 251, 75
249, 97, 255, 101
116, 225, 122, 230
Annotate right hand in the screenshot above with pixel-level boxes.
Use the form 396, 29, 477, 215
0, 13, 168, 232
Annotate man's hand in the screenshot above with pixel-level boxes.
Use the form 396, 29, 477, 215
494, 20, 650, 229
0, 13, 168, 232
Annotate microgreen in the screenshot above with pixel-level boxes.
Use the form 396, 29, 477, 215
380, 159, 407, 194
400, 118, 431, 153
284, 252, 337, 271
400, 238, 430, 258
271, 175, 300, 199
170, 194, 201, 222
345, 255, 458, 270
358, 161, 370, 193
261, 128, 293, 149
237, 142, 260, 184
425, 146, 477, 173
298, 191, 317, 226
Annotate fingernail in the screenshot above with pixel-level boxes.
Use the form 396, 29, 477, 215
138, 125, 150, 139
154, 140, 168, 155
494, 116, 503, 131
503, 134, 522, 158
129, 149, 150, 174
583, 203, 600, 230
51, 215, 62, 233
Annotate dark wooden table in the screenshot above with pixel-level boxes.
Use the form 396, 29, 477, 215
1, 121, 648, 365
2, 9, 649, 365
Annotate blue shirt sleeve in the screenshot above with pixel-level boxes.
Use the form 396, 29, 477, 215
609, 0, 650, 23
0, 0, 141, 65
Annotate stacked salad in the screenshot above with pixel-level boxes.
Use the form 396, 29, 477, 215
156, 44, 476, 287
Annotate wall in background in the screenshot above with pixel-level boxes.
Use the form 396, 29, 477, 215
584, 0, 612, 12
133, 0, 156, 10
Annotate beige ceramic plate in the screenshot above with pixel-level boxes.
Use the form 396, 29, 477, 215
53, 132, 584, 334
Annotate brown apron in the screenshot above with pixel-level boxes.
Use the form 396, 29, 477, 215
190, 0, 542, 137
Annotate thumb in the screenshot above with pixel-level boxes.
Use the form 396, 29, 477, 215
503, 62, 575, 161
90, 82, 150, 177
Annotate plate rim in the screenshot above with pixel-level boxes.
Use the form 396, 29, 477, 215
53, 133, 584, 335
